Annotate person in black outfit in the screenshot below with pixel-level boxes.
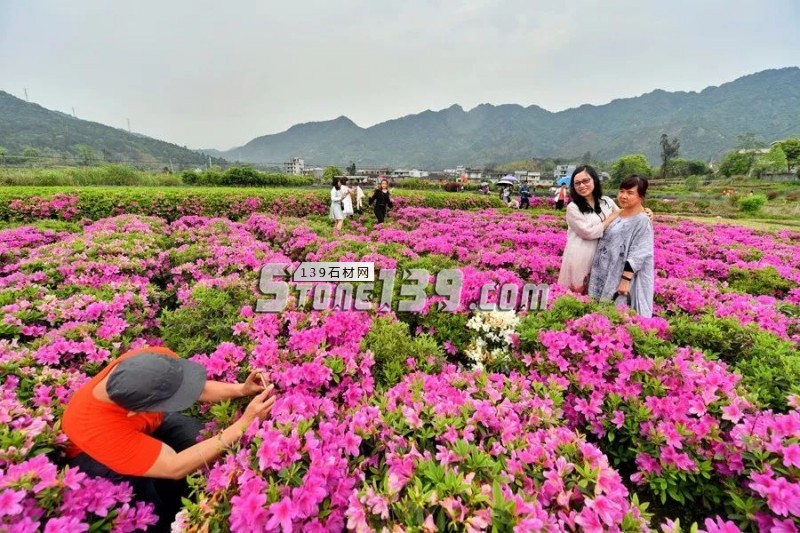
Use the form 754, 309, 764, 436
369, 178, 393, 223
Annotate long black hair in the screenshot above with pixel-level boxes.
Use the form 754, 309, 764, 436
332, 177, 341, 190
569, 165, 604, 215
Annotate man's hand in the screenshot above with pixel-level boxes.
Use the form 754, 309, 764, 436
240, 370, 269, 397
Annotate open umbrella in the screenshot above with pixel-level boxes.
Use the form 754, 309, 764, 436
496, 180, 514, 186
502, 174, 519, 182
556, 176, 571, 186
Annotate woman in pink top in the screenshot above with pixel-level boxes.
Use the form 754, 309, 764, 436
557, 166, 620, 293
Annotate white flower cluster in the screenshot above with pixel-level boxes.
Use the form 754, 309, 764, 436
464, 309, 519, 370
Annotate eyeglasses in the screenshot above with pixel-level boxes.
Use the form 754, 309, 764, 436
574, 179, 592, 187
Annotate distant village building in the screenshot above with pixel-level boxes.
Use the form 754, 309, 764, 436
302, 167, 324, 179
390, 169, 429, 178
515, 171, 546, 186
284, 157, 305, 175
356, 168, 390, 179
554, 165, 575, 181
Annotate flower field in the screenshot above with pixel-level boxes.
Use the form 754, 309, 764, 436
1, 199, 800, 532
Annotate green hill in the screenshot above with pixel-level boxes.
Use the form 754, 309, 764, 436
224, 67, 800, 168
0, 91, 224, 168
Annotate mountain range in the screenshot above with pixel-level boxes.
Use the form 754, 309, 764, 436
0, 91, 222, 168
223, 67, 800, 168
2, 68, 798, 170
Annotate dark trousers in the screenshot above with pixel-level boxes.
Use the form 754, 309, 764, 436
556, 200, 564, 210
520, 197, 530, 209
68, 413, 203, 533
374, 205, 387, 223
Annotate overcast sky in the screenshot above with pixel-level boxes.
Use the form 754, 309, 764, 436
1, 0, 798, 150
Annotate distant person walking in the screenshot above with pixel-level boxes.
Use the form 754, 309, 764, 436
555, 185, 568, 210
330, 177, 347, 234
519, 184, 531, 209
355, 184, 365, 213
340, 177, 354, 217
369, 179, 393, 223
501, 186, 512, 206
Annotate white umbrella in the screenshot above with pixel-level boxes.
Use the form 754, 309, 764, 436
502, 174, 519, 182
496, 179, 514, 186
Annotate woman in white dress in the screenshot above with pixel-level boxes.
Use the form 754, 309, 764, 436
355, 185, 365, 213
330, 177, 346, 234
340, 178, 354, 217
557, 166, 620, 294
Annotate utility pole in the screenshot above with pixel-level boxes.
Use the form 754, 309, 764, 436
127, 118, 131, 133
24, 88, 29, 101
72, 107, 76, 118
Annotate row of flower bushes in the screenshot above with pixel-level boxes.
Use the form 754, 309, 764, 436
0, 188, 505, 222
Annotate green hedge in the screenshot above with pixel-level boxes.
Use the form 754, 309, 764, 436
0, 165, 314, 188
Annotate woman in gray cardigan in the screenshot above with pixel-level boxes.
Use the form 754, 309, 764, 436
588, 176, 655, 317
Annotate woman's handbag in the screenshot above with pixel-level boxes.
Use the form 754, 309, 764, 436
611, 291, 632, 306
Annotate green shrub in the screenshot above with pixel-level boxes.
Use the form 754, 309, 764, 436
398, 308, 472, 364
737, 193, 767, 213
220, 166, 267, 187
669, 314, 800, 410
685, 175, 700, 192
361, 316, 445, 388
727, 266, 797, 297
160, 284, 253, 356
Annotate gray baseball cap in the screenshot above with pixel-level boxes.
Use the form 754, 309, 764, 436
106, 352, 207, 412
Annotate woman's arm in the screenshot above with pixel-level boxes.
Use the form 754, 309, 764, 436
566, 203, 610, 240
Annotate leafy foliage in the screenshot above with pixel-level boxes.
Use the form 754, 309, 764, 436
361, 317, 444, 388
610, 154, 652, 184
737, 193, 767, 213
727, 266, 798, 297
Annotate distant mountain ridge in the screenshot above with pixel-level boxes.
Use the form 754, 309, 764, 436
224, 67, 800, 168
0, 91, 224, 167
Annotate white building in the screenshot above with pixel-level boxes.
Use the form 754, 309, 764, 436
284, 157, 305, 175
554, 165, 575, 181
409, 169, 429, 178
516, 171, 547, 186
302, 167, 323, 179
392, 169, 430, 178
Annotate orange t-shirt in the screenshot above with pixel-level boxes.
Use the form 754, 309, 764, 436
63, 346, 178, 476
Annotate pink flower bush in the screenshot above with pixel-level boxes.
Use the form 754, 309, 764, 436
0, 202, 798, 531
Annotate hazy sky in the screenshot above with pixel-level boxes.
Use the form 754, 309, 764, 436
1, 0, 798, 150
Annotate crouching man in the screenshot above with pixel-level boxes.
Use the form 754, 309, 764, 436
62, 346, 275, 532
